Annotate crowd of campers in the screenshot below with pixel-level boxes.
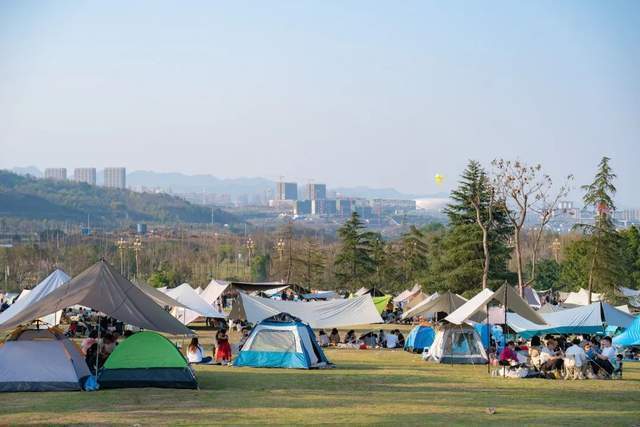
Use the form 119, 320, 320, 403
1, 261, 639, 393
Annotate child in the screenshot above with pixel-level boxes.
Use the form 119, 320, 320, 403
613, 354, 623, 379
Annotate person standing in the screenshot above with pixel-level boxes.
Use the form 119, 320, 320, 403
215, 329, 232, 365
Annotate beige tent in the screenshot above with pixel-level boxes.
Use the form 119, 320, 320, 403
0, 260, 192, 335
445, 285, 546, 326
401, 291, 468, 320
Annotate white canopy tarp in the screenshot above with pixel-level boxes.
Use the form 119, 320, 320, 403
166, 283, 226, 324
232, 293, 383, 328
619, 286, 640, 297
402, 292, 467, 320
0, 269, 71, 327
200, 279, 230, 305
563, 288, 603, 306
445, 285, 546, 326
195, 286, 203, 295
0, 260, 192, 335
393, 284, 422, 304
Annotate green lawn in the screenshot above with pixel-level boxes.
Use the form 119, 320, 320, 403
1, 342, 639, 425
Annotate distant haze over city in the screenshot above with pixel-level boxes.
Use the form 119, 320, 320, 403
1, 2, 639, 206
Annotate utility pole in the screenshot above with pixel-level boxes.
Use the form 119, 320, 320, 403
133, 237, 143, 279
117, 237, 128, 276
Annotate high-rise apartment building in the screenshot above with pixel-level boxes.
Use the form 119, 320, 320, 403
104, 167, 126, 189
74, 168, 96, 185
276, 182, 298, 200
307, 183, 326, 200
44, 168, 67, 181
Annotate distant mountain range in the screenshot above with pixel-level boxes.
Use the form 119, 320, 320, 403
12, 167, 447, 200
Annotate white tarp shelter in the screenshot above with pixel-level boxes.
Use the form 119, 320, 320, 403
0, 260, 192, 335
166, 283, 226, 325
445, 285, 546, 326
231, 293, 383, 328
393, 284, 422, 304
563, 288, 603, 306
401, 292, 467, 320
0, 269, 71, 327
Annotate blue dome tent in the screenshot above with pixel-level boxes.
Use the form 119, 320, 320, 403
404, 325, 435, 353
234, 313, 333, 369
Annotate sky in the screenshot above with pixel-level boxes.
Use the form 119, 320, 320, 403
1, 1, 639, 205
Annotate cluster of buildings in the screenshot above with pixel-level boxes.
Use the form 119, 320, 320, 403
269, 182, 416, 219
43, 167, 126, 189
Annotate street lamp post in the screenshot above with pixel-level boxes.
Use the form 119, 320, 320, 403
116, 237, 128, 276
133, 237, 143, 279
551, 238, 561, 263
246, 237, 255, 263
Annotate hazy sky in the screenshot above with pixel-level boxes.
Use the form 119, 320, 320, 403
1, 1, 639, 204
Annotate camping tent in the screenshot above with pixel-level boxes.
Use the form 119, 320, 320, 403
195, 287, 203, 295
445, 285, 546, 326
231, 293, 383, 328
300, 291, 340, 300
166, 283, 226, 325
0, 327, 90, 392
401, 292, 467, 320
0, 260, 192, 335
426, 323, 488, 364
0, 269, 71, 328
523, 286, 542, 309
373, 295, 393, 314
563, 288, 603, 306
404, 325, 435, 353
393, 284, 422, 304
612, 316, 640, 347
507, 301, 635, 338
234, 313, 331, 369
354, 287, 386, 297
98, 331, 197, 389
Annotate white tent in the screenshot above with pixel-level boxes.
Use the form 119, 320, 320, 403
166, 283, 226, 325
427, 324, 488, 364
200, 279, 230, 305
0, 269, 71, 327
445, 285, 547, 326
401, 292, 467, 320
563, 288, 603, 306
354, 287, 369, 297
523, 286, 542, 309
618, 286, 640, 308
16, 289, 31, 302
393, 284, 422, 304
231, 293, 383, 328
195, 286, 203, 295
0, 260, 192, 335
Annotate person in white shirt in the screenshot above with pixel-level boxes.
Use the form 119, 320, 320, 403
590, 336, 616, 376
317, 330, 330, 347
565, 338, 587, 368
385, 331, 399, 349
539, 339, 564, 374
186, 337, 212, 364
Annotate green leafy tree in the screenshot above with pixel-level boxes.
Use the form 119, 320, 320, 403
579, 157, 623, 302
294, 239, 326, 289
251, 254, 270, 282
334, 212, 376, 291
526, 259, 560, 291
559, 239, 591, 291
620, 225, 640, 289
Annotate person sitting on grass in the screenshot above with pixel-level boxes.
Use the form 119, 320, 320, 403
590, 336, 616, 377
385, 330, 399, 349
329, 328, 341, 346
499, 341, 519, 367
539, 338, 564, 377
344, 330, 357, 344
377, 330, 387, 348
395, 329, 405, 348
317, 330, 330, 347
187, 337, 213, 364
528, 336, 542, 370
215, 329, 232, 365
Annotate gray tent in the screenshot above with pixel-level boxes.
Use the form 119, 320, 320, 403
401, 291, 468, 320
0, 327, 91, 392
0, 260, 192, 335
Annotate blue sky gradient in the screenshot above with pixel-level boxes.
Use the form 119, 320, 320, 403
1, 1, 638, 204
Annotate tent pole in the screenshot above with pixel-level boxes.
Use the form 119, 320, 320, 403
95, 312, 102, 376
486, 303, 490, 374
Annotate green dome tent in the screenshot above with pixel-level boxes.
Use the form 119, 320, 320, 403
98, 332, 197, 389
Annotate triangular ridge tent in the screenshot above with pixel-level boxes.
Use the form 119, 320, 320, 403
234, 313, 332, 369
401, 292, 467, 320
613, 316, 640, 347
0, 269, 71, 328
393, 284, 422, 304
523, 286, 542, 309
404, 324, 435, 353
0, 260, 192, 335
98, 331, 197, 389
563, 288, 603, 306
166, 283, 226, 325
195, 287, 203, 295
0, 327, 90, 392
426, 323, 488, 364
405, 292, 429, 311
445, 285, 546, 326
372, 295, 392, 314
507, 302, 635, 338
200, 279, 230, 305
16, 289, 31, 301
137, 282, 190, 310
231, 293, 383, 328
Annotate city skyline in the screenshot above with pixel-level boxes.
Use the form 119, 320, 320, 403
1, 1, 639, 205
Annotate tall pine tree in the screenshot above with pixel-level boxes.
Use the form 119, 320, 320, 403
334, 212, 377, 291
431, 160, 512, 295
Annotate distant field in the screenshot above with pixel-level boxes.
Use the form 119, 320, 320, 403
1, 325, 639, 425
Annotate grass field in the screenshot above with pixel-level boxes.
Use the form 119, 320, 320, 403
1, 326, 639, 425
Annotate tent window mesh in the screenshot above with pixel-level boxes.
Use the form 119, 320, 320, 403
443, 331, 481, 355
248, 329, 297, 353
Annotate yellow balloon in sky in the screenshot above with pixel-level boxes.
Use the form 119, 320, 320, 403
434, 174, 444, 185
